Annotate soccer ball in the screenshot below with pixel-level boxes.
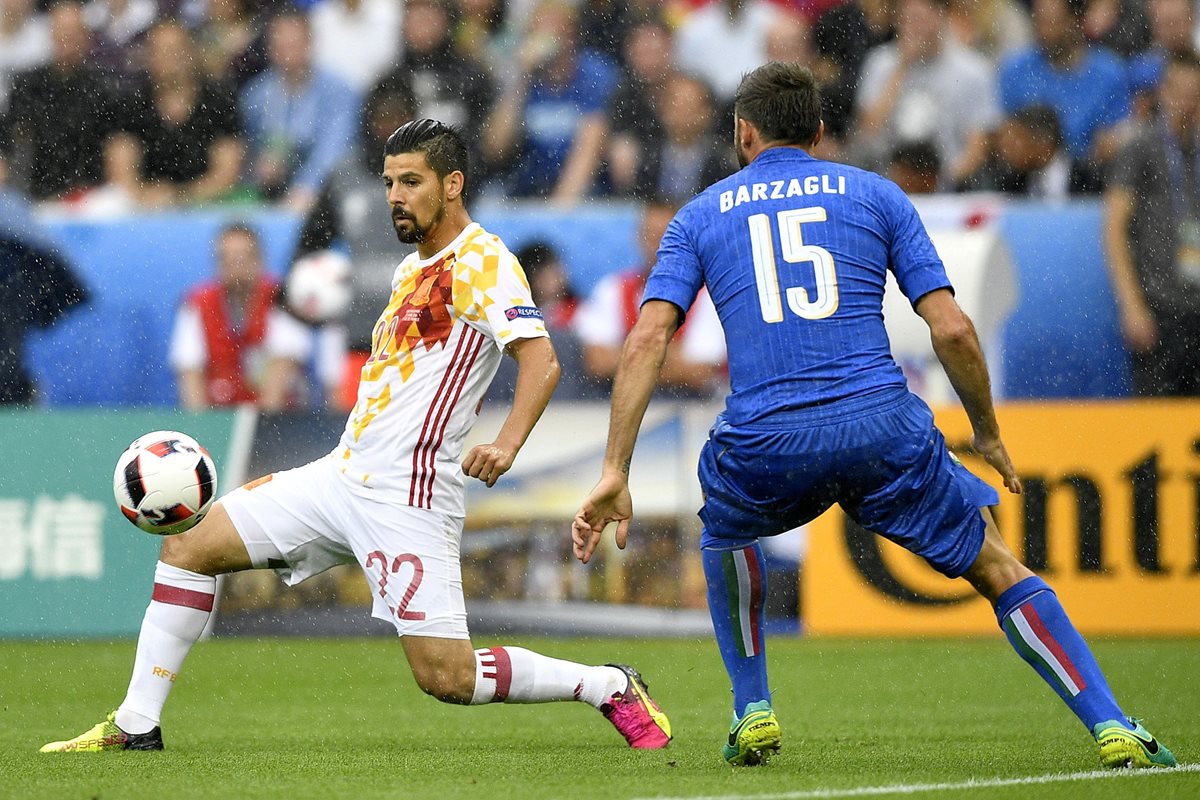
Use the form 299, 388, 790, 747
113, 431, 217, 536
285, 249, 353, 323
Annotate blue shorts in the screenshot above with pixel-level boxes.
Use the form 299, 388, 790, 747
697, 390, 999, 578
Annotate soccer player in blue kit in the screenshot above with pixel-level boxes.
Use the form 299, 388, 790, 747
572, 62, 1177, 770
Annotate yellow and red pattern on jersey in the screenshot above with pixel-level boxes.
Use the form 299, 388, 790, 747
332, 223, 547, 516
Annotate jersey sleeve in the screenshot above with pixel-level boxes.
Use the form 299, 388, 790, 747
477, 250, 549, 349
643, 211, 703, 315
879, 179, 953, 305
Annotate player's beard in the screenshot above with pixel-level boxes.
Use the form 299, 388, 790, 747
393, 199, 445, 244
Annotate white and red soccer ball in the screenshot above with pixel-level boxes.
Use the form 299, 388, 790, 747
285, 249, 353, 323
113, 431, 217, 535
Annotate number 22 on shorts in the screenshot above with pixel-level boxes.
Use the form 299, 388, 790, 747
365, 550, 427, 621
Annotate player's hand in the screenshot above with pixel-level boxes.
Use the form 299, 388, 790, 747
572, 472, 633, 564
971, 434, 1022, 495
461, 443, 516, 487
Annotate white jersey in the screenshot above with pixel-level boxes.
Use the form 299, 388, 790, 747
334, 222, 547, 515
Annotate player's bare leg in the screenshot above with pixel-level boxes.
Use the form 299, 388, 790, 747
400, 635, 671, 748
158, 502, 255, 575
962, 507, 1176, 768
41, 502, 254, 753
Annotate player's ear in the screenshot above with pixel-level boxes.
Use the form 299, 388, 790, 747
735, 116, 754, 151
812, 120, 824, 149
444, 170, 465, 202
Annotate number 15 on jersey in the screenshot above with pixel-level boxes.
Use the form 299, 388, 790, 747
749, 206, 838, 322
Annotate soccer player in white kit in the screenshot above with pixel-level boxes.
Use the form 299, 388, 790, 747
41, 120, 672, 754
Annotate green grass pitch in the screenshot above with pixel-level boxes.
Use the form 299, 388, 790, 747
2, 637, 1197, 799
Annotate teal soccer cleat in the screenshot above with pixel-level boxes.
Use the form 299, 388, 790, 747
722, 700, 782, 766
1093, 718, 1177, 769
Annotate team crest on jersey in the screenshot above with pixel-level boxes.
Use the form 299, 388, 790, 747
504, 306, 542, 321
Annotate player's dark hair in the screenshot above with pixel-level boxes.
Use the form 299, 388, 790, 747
733, 62, 822, 147
1010, 105, 1063, 148
383, 118, 470, 192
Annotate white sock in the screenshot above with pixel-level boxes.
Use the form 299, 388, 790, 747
115, 562, 215, 734
470, 646, 628, 708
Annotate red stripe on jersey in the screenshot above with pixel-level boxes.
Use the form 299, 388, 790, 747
420, 329, 486, 508
409, 327, 473, 506
152, 583, 215, 612
413, 327, 480, 508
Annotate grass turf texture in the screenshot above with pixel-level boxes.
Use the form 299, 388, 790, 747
3, 637, 1197, 800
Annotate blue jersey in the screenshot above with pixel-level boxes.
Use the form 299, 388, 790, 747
644, 147, 952, 426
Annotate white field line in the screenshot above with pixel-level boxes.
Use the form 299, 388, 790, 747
633, 763, 1200, 800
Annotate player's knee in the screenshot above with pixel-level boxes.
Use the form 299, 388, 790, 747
158, 527, 219, 575
159, 532, 196, 569
410, 658, 475, 704
964, 542, 1034, 602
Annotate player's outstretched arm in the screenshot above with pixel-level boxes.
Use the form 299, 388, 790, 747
915, 288, 1022, 495
572, 300, 679, 563
462, 336, 559, 487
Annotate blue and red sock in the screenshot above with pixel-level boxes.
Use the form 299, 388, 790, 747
702, 542, 770, 717
995, 576, 1126, 732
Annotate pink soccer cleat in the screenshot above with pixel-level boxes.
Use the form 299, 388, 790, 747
599, 664, 672, 749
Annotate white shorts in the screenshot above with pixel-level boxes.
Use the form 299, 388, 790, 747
221, 456, 468, 639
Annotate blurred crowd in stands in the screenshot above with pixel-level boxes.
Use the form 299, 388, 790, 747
3, 0, 1200, 409
4, 0, 1197, 208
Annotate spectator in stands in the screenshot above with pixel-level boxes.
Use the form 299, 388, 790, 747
82, 0, 156, 72
606, 17, 674, 197
0, 0, 50, 113
886, 139, 941, 194
853, 0, 999, 186
957, 105, 1076, 198
239, 10, 360, 212
488, 240, 599, 403
946, 0, 1031, 63
482, 0, 617, 202
310, 0, 401, 93
634, 73, 734, 204
376, 0, 492, 166
0, 160, 88, 405
1129, 0, 1198, 119
674, 0, 783, 109
812, 0, 895, 144
574, 199, 726, 398
293, 81, 417, 358
5, 0, 127, 201
998, 0, 1134, 187
578, 0, 633, 63
1104, 52, 1200, 396
194, 0, 263, 89
451, 0, 517, 67
106, 19, 242, 208
1082, 0, 1150, 59
765, 10, 814, 64
170, 223, 344, 410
